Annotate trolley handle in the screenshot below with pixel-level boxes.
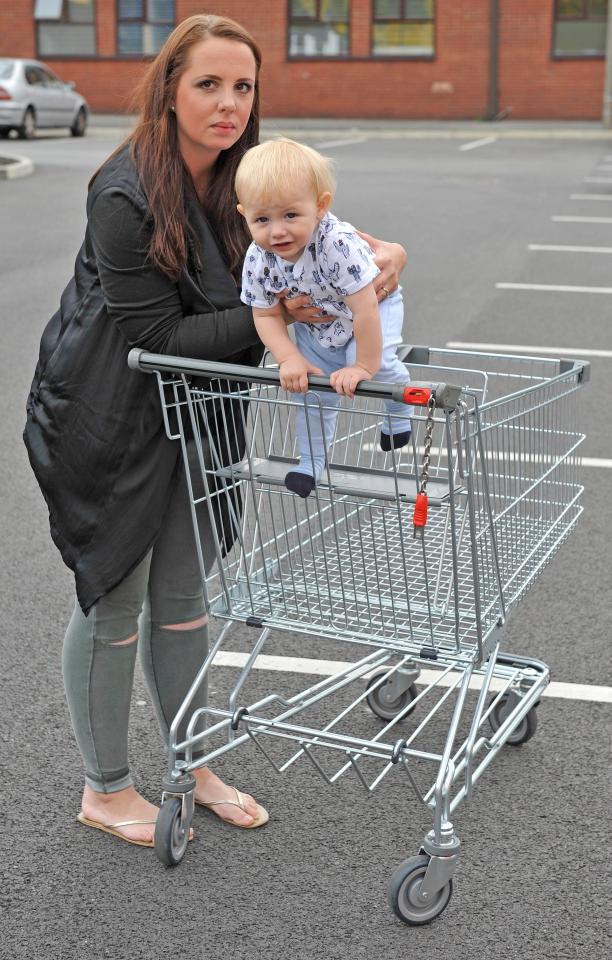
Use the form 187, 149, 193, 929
127, 349, 462, 409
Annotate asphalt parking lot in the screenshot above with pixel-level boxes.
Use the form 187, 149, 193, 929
0, 121, 610, 959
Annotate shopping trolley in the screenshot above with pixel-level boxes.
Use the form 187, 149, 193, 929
128, 345, 588, 925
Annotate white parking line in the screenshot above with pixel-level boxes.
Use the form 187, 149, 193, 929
497, 282, 612, 294
553, 215, 612, 223
458, 136, 497, 151
582, 457, 612, 468
212, 651, 612, 704
528, 243, 612, 254
445, 340, 612, 359
314, 136, 368, 149
570, 194, 612, 201
584, 176, 612, 183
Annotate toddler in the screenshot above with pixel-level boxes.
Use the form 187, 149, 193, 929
236, 138, 412, 498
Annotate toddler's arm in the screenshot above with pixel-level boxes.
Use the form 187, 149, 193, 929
253, 305, 323, 394
330, 282, 382, 397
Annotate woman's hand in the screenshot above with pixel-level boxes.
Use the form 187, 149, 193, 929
278, 290, 329, 325
356, 230, 407, 303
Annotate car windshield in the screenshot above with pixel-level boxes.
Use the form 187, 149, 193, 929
0, 61, 15, 80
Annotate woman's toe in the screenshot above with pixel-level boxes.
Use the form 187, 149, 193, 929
240, 792, 259, 817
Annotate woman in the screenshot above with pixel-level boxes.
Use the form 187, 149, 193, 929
24, 14, 407, 848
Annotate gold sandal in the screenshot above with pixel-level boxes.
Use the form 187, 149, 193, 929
195, 787, 269, 829
76, 811, 158, 847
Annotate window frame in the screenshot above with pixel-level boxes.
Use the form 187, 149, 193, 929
555, 0, 607, 20
116, 0, 176, 59
35, 0, 98, 60
370, 0, 436, 60
551, 0, 608, 60
287, 0, 352, 61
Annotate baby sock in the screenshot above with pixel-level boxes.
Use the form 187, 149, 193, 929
284, 446, 327, 498
380, 429, 411, 453
285, 471, 316, 499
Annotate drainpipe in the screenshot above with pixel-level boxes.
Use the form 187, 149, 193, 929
486, 0, 499, 121
604, 7, 612, 127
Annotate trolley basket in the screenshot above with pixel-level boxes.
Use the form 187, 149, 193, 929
128, 344, 588, 925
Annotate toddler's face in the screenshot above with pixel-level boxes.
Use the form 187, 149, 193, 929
238, 188, 330, 262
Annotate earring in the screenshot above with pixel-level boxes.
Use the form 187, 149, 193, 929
170, 105, 175, 112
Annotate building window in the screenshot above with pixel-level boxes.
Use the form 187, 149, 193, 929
117, 0, 175, 56
553, 0, 608, 56
35, 0, 96, 57
372, 0, 435, 57
288, 0, 350, 58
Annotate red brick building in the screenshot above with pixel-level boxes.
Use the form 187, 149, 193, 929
0, 1, 608, 120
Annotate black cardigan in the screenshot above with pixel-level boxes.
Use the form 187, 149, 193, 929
24, 144, 263, 614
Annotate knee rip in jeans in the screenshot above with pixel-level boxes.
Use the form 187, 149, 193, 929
161, 614, 208, 632
108, 633, 138, 647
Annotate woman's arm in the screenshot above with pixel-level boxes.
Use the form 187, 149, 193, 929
89, 188, 260, 359
355, 230, 407, 301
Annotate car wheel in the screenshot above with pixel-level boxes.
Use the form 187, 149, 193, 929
17, 107, 36, 140
70, 108, 87, 138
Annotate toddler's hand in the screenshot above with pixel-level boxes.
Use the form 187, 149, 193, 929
280, 355, 324, 393
330, 365, 371, 397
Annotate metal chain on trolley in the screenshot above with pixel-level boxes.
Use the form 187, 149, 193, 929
413, 392, 437, 539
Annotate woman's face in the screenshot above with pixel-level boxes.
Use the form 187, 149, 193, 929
174, 37, 257, 164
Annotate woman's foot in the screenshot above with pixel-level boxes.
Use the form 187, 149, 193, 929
80, 784, 161, 845
193, 767, 265, 827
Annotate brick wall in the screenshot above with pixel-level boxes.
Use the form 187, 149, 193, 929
0, 0, 606, 120
197, 0, 491, 119
0, 0, 35, 57
498, 0, 606, 120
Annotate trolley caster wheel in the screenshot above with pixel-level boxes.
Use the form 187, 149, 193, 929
154, 797, 191, 866
388, 855, 453, 926
366, 670, 418, 721
488, 694, 538, 745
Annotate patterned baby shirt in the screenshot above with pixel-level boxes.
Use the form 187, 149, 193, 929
240, 211, 380, 348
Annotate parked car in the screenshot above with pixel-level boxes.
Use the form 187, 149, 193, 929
0, 58, 88, 139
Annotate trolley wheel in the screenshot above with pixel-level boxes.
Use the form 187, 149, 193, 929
388, 855, 453, 926
488, 694, 538, 746
366, 670, 418, 721
154, 797, 191, 866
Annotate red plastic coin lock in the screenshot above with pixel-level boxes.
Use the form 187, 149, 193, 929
403, 386, 432, 406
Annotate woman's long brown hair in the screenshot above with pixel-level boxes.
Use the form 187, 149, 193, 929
94, 14, 261, 282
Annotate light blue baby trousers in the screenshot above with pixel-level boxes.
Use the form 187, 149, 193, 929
291, 288, 412, 481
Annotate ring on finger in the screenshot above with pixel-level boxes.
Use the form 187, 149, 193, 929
381, 285, 390, 299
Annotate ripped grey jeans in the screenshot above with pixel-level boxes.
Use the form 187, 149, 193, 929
62, 450, 216, 794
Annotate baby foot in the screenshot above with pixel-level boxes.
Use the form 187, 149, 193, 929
380, 429, 411, 453
285, 471, 316, 498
